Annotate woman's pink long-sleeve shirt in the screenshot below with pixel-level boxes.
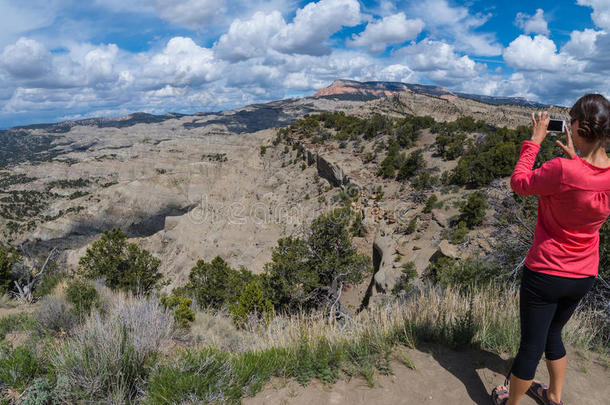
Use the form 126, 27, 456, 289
510, 140, 610, 278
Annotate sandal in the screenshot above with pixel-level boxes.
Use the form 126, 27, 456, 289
527, 380, 563, 405
491, 385, 509, 405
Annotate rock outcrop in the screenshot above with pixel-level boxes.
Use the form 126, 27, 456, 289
372, 227, 397, 294
304, 147, 361, 190
429, 240, 459, 263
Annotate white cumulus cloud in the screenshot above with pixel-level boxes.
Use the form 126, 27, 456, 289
144, 37, 224, 88
84, 44, 119, 85
377, 64, 414, 83
399, 40, 479, 84
271, 0, 362, 55
515, 8, 550, 35
578, 0, 610, 30
214, 11, 285, 61
0, 37, 51, 79
503, 35, 562, 71
347, 12, 424, 53
562, 28, 603, 58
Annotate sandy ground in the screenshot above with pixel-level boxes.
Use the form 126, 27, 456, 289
243, 345, 609, 405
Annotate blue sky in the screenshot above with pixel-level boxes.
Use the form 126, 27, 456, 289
0, 0, 609, 128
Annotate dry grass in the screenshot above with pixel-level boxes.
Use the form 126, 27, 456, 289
188, 306, 260, 352
186, 284, 603, 357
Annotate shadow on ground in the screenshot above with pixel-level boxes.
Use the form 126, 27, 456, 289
420, 343, 512, 405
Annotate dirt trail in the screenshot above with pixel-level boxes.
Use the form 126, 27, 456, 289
243, 345, 609, 404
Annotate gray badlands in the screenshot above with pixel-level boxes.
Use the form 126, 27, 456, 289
0, 81, 569, 309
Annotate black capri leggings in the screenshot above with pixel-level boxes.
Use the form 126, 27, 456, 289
511, 265, 595, 381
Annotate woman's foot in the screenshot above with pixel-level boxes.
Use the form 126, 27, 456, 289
491, 385, 510, 405
527, 380, 563, 405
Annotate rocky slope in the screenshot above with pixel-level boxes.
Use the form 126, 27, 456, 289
0, 86, 569, 309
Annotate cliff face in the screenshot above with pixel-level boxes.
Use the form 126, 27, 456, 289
314, 79, 549, 108
314, 79, 413, 98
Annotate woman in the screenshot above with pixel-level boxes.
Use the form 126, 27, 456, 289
492, 94, 610, 405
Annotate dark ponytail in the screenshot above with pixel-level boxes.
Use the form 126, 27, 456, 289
569, 94, 610, 142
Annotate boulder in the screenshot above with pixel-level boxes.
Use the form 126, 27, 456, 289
316, 153, 346, 187
431, 209, 450, 228
372, 227, 396, 293
428, 240, 459, 263
395, 236, 410, 256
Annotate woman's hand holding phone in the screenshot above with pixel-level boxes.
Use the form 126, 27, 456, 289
556, 122, 577, 159
531, 111, 550, 145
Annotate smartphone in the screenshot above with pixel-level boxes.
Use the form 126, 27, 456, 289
547, 119, 565, 133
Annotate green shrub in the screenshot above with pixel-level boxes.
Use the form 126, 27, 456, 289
396, 149, 424, 181
311, 336, 343, 385
448, 258, 496, 291
147, 345, 293, 403
260, 237, 316, 313
160, 294, 195, 328
435, 131, 468, 160
393, 124, 416, 148
19, 376, 70, 405
405, 217, 417, 234
146, 348, 235, 404
20, 376, 55, 405
294, 332, 342, 386
377, 140, 399, 178
78, 229, 164, 296
65, 279, 99, 318
177, 256, 255, 311
33, 271, 66, 299
0, 244, 18, 294
0, 343, 45, 391
456, 190, 488, 228
447, 220, 469, 244
262, 208, 371, 316
424, 256, 495, 291
411, 171, 439, 190
424, 257, 457, 286
363, 114, 391, 139
448, 125, 537, 187
341, 330, 394, 386
0, 312, 38, 340
229, 281, 274, 327
423, 195, 438, 213
391, 262, 418, 297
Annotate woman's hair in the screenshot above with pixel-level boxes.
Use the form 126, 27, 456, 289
569, 93, 610, 142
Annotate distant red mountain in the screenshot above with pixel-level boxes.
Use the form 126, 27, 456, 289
314, 79, 547, 107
